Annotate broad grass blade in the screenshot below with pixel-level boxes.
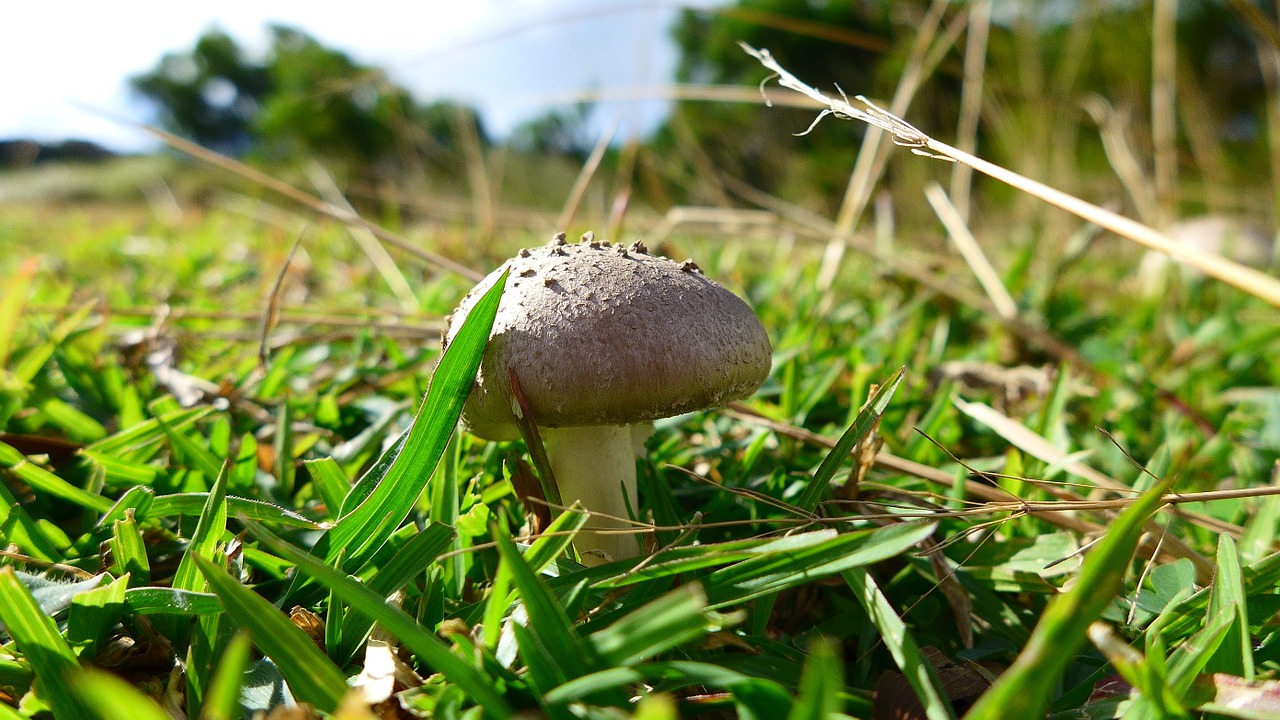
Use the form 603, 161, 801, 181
1204, 534, 1253, 680
321, 268, 508, 572
0, 567, 92, 720
845, 568, 954, 720
193, 555, 348, 713
241, 518, 515, 719
702, 521, 935, 608
963, 477, 1173, 720
798, 366, 905, 512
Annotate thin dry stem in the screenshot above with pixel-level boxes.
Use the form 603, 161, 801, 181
1152, 0, 1178, 228
925, 182, 1018, 319
743, 41, 1280, 307
556, 117, 619, 232
307, 162, 420, 313
950, 0, 992, 224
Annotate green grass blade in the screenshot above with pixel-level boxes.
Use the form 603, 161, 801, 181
155, 411, 224, 486
797, 366, 905, 512
304, 457, 350, 520
67, 574, 129, 658
146, 492, 318, 528
202, 631, 253, 720
483, 507, 586, 649
785, 637, 844, 720
172, 461, 230, 595
124, 587, 223, 616
1204, 533, 1253, 680
240, 518, 515, 719
0, 478, 61, 560
334, 522, 457, 663
70, 668, 172, 720
491, 522, 601, 679
0, 440, 112, 512
702, 521, 935, 608
110, 512, 151, 585
86, 406, 212, 456
589, 583, 716, 667
322, 268, 508, 572
844, 568, 954, 720
192, 554, 348, 713
964, 477, 1173, 720
0, 566, 91, 720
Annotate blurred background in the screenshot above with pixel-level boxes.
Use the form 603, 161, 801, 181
2, 0, 1276, 256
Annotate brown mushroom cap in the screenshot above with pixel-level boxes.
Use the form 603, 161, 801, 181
444, 236, 772, 440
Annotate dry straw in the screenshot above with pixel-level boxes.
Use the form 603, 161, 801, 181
740, 42, 1280, 308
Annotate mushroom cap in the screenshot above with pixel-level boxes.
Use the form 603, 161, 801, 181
444, 236, 772, 440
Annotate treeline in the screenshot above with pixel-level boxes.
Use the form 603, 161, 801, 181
10, 1, 1274, 219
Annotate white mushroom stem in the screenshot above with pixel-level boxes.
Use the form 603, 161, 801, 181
541, 423, 651, 564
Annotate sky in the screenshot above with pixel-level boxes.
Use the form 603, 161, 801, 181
3, 0, 720, 153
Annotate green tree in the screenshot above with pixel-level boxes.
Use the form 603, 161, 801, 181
130, 29, 270, 153
130, 25, 486, 179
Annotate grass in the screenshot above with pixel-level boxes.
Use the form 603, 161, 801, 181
5, 10, 1280, 720
2, 189, 1277, 718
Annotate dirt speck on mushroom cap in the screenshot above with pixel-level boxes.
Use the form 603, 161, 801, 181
445, 240, 772, 440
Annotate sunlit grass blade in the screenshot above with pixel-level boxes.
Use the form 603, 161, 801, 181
0, 479, 61, 560
192, 554, 348, 713
844, 568, 954, 720
0, 440, 111, 512
67, 574, 129, 658
0, 566, 92, 720
964, 477, 1173, 720
155, 410, 223, 485
86, 406, 212, 456
321, 268, 507, 572
333, 521, 456, 663
589, 583, 719, 667
483, 506, 586, 649
124, 587, 222, 616
109, 512, 150, 585
797, 365, 904, 511
490, 522, 602, 680
172, 461, 230, 594
145, 492, 318, 527
240, 517, 515, 719
1204, 534, 1253, 680
69, 668, 172, 720
304, 456, 350, 520
702, 521, 935, 608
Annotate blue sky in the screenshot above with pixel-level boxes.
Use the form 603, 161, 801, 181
4, 1, 719, 152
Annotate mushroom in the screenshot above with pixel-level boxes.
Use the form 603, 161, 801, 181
443, 233, 772, 563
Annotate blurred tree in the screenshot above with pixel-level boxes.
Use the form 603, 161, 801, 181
254, 26, 418, 171
654, 0, 911, 212
130, 29, 270, 154
131, 25, 485, 179
510, 104, 595, 159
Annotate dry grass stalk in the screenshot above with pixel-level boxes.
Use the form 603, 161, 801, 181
556, 117, 619, 232
818, 0, 962, 293
132, 123, 482, 282
742, 42, 1280, 308
924, 182, 1018, 320
949, 0, 992, 224
1151, 0, 1178, 228
307, 162, 420, 313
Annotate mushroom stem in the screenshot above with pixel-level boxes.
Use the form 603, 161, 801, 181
541, 424, 645, 564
